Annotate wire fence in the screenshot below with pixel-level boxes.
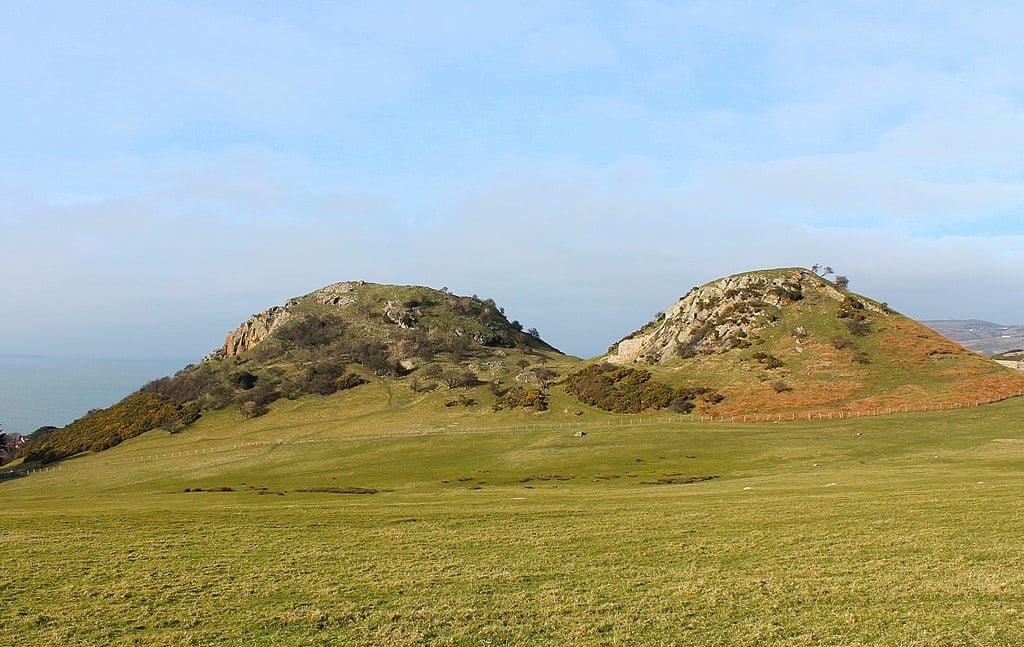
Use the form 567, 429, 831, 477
698, 389, 1024, 424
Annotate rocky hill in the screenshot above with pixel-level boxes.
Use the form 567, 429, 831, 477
21, 282, 563, 463
589, 268, 1024, 417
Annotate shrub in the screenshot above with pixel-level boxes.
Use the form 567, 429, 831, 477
494, 387, 547, 412
770, 285, 804, 303
351, 341, 402, 376
237, 382, 279, 418
275, 314, 345, 348
336, 372, 368, 392
845, 318, 871, 336
445, 394, 477, 408
448, 336, 472, 363
442, 369, 480, 389
306, 360, 367, 396
771, 380, 792, 393
238, 400, 269, 419
564, 363, 717, 414
421, 364, 444, 379
837, 296, 866, 320
20, 392, 189, 463
143, 366, 221, 404
832, 336, 855, 350
230, 371, 258, 390
410, 378, 438, 393
668, 396, 695, 414
751, 352, 784, 369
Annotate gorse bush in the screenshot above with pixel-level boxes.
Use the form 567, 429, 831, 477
20, 392, 194, 463
564, 363, 716, 414
493, 387, 547, 412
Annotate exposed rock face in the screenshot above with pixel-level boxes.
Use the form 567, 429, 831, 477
383, 301, 417, 328
311, 281, 362, 307
220, 306, 292, 357
608, 269, 881, 365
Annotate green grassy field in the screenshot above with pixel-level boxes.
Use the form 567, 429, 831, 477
3, 387, 1024, 644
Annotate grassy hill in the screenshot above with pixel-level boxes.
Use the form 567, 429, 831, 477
4, 386, 1024, 643
597, 268, 1024, 417
20, 282, 569, 463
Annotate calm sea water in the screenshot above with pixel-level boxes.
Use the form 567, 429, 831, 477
0, 357, 193, 436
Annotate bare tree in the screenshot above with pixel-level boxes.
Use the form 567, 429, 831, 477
835, 275, 850, 289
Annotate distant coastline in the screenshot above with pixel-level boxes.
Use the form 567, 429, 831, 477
0, 353, 47, 359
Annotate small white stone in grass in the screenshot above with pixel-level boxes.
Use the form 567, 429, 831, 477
813, 463, 819, 467
976, 481, 985, 485
742, 486, 753, 491
511, 497, 526, 500
825, 483, 838, 487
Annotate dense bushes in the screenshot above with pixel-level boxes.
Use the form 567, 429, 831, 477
442, 369, 480, 389
493, 387, 547, 412
275, 314, 346, 348
564, 363, 716, 414
20, 392, 194, 463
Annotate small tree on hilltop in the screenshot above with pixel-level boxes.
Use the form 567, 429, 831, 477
834, 275, 850, 289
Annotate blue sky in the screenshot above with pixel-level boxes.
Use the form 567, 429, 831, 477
2, 1, 1023, 359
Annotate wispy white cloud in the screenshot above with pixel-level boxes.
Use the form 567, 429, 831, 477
2, 1, 1024, 357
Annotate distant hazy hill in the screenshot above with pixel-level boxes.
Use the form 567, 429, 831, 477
922, 320, 1024, 356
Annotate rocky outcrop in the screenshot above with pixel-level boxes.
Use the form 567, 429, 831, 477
310, 281, 363, 307
608, 269, 878, 365
219, 306, 292, 357
383, 301, 417, 328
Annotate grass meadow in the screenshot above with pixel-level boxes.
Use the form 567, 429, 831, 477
3, 384, 1024, 644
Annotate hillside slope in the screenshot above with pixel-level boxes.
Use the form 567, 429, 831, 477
592, 268, 1024, 416
21, 282, 568, 463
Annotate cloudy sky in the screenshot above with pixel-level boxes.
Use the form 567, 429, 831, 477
2, 1, 1022, 359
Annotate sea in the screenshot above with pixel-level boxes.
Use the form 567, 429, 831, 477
0, 356, 194, 436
